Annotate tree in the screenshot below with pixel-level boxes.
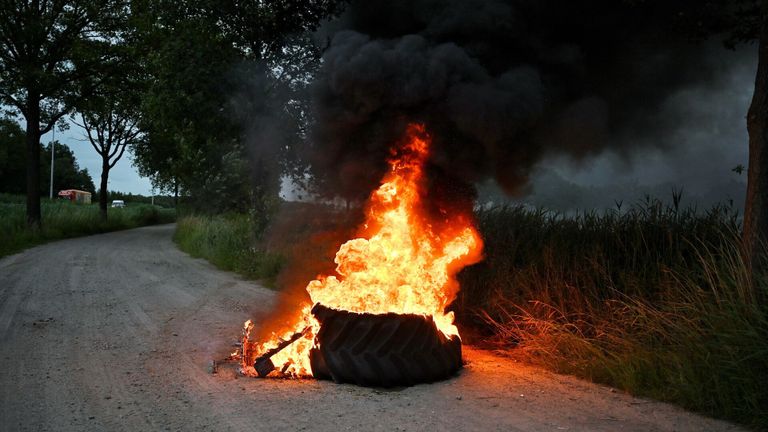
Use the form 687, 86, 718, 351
0, 117, 25, 194
129, 0, 345, 215
131, 6, 241, 205
0, 117, 93, 195
42, 140, 95, 194
0, 1, 124, 227
72, 16, 143, 221
692, 0, 768, 279
743, 0, 768, 280
75, 98, 141, 221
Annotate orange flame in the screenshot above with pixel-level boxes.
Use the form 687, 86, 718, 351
244, 123, 483, 376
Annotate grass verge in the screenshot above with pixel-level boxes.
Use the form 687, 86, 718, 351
0, 195, 176, 258
173, 213, 285, 285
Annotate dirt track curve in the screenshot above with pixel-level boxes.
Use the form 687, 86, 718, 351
0, 225, 745, 431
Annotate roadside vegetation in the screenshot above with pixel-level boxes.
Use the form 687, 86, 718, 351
0, 194, 176, 258
173, 214, 285, 285
457, 198, 768, 429
178, 198, 767, 428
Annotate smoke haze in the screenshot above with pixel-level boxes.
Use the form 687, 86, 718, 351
307, 0, 756, 207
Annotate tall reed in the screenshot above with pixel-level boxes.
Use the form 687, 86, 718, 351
457, 199, 767, 428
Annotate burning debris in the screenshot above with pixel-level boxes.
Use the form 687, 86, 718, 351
237, 124, 483, 386
253, 326, 311, 377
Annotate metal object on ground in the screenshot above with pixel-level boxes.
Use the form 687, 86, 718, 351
309, 303, 462, 387
252, 327, 309, 377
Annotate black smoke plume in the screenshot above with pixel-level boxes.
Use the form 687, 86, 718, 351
309, 0, 744, 204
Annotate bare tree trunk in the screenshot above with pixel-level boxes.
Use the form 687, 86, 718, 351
745, 0, 768, 280
100, 160, 109, 221
25, 93, 41, 228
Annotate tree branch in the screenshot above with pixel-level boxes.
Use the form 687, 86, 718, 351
109, 143, 128, 169
39, 109, 68, 135
73, 115, 106, 157
0, 90, 27, 116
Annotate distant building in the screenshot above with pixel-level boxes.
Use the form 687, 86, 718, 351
58, 189, 92, 204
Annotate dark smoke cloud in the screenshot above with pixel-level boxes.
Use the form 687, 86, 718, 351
309, 0, 740, 202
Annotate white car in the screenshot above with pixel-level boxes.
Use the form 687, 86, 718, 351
111, 200, 125, 208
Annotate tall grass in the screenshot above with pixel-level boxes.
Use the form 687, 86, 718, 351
457, 199, 768, 428
0, 195, 176, 258
173, 214, 285, 284
170, 198, 766, 427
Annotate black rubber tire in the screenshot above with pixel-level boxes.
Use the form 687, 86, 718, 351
309, 303, 462, 387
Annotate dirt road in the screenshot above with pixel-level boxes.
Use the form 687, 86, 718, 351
0, 225, 744, 431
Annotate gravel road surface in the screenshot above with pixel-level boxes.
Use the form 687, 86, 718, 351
0, 225, 745, 431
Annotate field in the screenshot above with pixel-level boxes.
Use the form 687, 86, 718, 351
0, 194, 176, 258
173, 199, 767, 428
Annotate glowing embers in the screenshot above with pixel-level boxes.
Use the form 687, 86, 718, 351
241, 123, 483, 384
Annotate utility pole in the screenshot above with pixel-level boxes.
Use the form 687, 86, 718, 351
49, 128, 55, 199
151, 175, 157, 206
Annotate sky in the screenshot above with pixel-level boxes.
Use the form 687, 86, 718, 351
43, 123, 153, 195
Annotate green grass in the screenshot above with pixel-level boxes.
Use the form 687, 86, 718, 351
0, 194, 177, 258
457, 200, 767, 429
173, 213, 285, 284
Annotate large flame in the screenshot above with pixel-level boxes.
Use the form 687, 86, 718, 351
244, 124, 483, 376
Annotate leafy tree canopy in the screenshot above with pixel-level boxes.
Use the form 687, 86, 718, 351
129, 0, 346, 212
0, 117, 93, 195
0, 0, 133, 226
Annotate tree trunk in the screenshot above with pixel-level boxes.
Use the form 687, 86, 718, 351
744, 0, 768, 280
100, 160, 109, 221
25, 93, 41, 228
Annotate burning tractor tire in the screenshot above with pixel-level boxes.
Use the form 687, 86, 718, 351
245, 125, 480, 388
308, 303, 462, 387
